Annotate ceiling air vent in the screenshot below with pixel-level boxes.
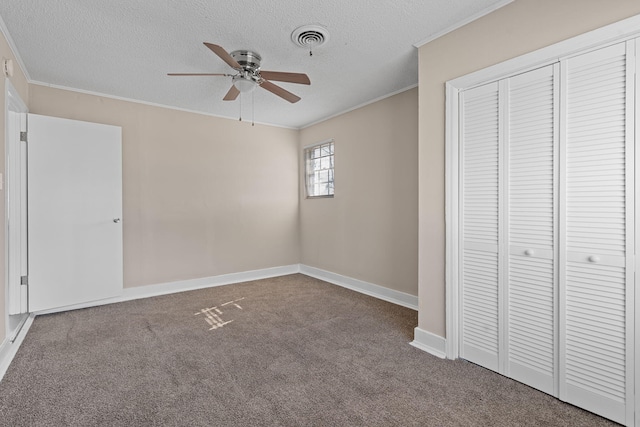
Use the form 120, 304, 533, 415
291, 25, 329, 55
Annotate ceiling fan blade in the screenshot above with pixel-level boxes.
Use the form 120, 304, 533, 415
260, 80, 301, 103
223, 85, 240, 101
167, 73, 231, 76
259, 71, 310, 85
204, 43, 242, 69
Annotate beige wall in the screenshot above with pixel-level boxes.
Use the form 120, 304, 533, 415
0, 32, 28, 343
418, 0, 640, 337
29, 85, 300, 288
300, 88, 418, 296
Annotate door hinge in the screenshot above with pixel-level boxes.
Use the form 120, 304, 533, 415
20, 275, 28, 286
19, 131, 27, 143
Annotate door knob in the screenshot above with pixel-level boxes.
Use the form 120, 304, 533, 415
588, 255, 599, 263
524, 249, 534, 256
113, 218, 121, 223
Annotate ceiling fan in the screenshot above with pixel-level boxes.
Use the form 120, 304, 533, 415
168, 42, 310, 103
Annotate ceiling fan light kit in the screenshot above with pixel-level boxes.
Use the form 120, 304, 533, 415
232, 75, 257, 93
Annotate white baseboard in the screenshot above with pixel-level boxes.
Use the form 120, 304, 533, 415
0, 314, 35, 381
410, 327, 447, 359
120, 264, 300, 302
299, 265, 418, 310
34, 264, 301, 315
35, 264, 419, 315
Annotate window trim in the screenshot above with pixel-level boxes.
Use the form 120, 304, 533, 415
304, 138, 334, 199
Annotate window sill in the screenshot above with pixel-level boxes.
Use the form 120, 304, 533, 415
306, 195, 334, 199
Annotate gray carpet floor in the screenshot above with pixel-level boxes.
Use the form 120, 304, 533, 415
0, 274, 617, 426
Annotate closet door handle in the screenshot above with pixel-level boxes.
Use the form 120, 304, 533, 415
524, 249, 534, 256
588, 255, 600, 263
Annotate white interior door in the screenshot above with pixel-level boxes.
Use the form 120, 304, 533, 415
506, 64, 558, 396
459, 81, 501, 372
559, 40, 634, 426
460, 65, 559, 396
27, 114, 123, 312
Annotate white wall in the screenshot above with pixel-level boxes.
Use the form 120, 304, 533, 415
300, 88, 418, 296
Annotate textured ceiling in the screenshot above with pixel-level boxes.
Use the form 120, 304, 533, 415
0, 0, 509, 128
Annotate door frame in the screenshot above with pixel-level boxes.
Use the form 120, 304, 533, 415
4, 79, 28, 339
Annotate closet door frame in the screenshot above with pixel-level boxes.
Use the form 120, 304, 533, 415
444, 13, 640, 425
446, 13, 640, 359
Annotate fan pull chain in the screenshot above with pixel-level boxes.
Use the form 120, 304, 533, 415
239, 92, 242, 122
252, 90, 255, 126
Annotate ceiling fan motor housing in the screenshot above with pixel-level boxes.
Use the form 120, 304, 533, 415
230, 50, 262, 72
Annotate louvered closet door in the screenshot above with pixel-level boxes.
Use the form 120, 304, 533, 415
506, 64, 557, 395
560, 41, 634, 425
460, 82, 501, 371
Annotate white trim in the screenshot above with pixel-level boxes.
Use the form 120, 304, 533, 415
0, 13, 31, 81
32, 264, 419, 316
410, 327, 447, 359
3, 74, 27, 111
29, 82, 417, 132
28, 81, 298, 130
300, 84, 418, 129
7, 314, 27, 343
624, 38, 636, 426
635, 34, 640, 427
498, 78, 509, 374
445, 81, 460, 359
551, 61, 561, 399
0, 313, 34, 382
4, 79, 28, 320
33, 264, 301, 315
299, 264, 418, 310
4, 78, 28, 353
557, 55, 569, 402
30, 82, 417, 132
303, 138, 334, 150
413, 0, 514, 48
635, 35, 640, 427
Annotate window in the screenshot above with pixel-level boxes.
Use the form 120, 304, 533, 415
304, 140, 334, 198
